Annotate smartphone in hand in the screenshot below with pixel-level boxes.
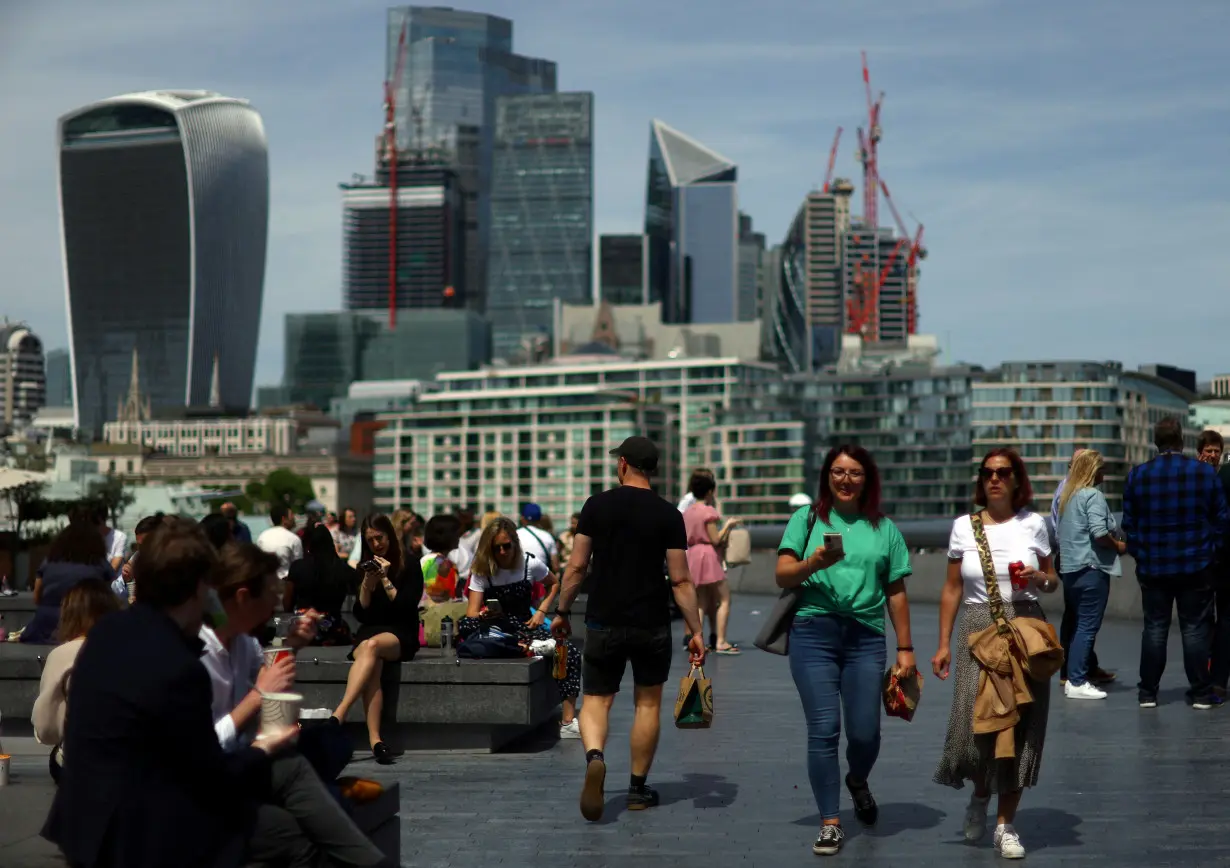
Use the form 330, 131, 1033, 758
822, 532, 844, 555
484, 599, 504, 618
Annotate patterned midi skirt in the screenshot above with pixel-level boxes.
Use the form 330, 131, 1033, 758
933, 600, 1051, 793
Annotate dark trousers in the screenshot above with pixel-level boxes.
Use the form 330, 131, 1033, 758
1137, 571, 1215, 702
1210, 568, 1230, 690
246, 753, 387, 868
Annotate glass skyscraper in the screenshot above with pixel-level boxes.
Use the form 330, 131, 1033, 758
487, 92, 594, 361
385, 7, 556, 308
644, 120, 739, 325
58, 91, 268, 435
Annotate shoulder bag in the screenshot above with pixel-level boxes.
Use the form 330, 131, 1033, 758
753, 509, 818, 656
969, 511, 1012, 635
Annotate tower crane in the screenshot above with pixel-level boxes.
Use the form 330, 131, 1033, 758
822, 127, 842, 193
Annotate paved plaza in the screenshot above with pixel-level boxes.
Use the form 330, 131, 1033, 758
5, 599, 1230, 866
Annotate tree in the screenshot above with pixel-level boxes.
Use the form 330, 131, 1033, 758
89, 474, 136, 527
244, 468, 315, 514
8, 481, 48, 542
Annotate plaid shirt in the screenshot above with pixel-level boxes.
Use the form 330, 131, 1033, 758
1123, 452, 1230, 578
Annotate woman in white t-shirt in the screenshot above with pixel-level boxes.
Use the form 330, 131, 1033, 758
931, 448, 1059, 860
459, 517, 582, 740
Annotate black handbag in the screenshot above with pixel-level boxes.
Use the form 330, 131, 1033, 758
753, 510, 818, 656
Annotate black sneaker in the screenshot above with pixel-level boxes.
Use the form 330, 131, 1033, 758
813, 824, 845, 856
580, 757, 606, 822
627, 784, 660, 811
845, 773, 878, 825
1139, 694, 1158, 708
1192, 694, 1224, 710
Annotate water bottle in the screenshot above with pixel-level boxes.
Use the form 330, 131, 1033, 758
440, 616, 454, 650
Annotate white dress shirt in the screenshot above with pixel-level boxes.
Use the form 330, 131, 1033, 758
198, 625, 263, 751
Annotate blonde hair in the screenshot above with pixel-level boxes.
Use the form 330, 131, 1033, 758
471, 517, 522, 581
479, 511, 501, 532
1058, 449, 1104, 517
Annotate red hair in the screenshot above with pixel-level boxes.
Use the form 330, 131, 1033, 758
974, 448, 1033, 511
815, 444, 884, 528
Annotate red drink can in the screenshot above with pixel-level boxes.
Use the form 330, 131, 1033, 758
1008, 561, 1026, 591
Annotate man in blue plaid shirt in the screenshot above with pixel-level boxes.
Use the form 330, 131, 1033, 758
1123, 417, 1230, 709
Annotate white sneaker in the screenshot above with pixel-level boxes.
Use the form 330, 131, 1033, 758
559, 719, 581, 739
963, 794, 990, 842
994, 823, 1026, 859
1065, 681, 1107, 700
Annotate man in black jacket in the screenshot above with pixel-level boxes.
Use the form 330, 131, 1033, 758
42, 517, 311, 868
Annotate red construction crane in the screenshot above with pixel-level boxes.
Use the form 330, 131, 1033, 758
879, 179, 928, 334
822, 126, 842, 193
846, 236, 909, 339
857, 51, 884, 232
383, 21, 409, 327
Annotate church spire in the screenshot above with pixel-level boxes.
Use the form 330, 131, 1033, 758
116, 345, 151, 423
208, 354, 222, 408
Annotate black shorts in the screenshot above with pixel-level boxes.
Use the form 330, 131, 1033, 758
582, 623, 673, 696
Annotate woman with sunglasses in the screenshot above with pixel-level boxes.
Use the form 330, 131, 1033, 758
459, 517, 582, 739
776, 445, 914, 857
330, 513, 423, 765
932, 448, 1059, 860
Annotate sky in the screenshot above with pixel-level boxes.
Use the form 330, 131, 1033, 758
2, 0, 1229, 391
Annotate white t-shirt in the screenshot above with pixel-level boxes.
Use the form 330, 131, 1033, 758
198, 625, 263, 752
469, 553, 549, 593
947, 511, 1051, 605
257, 526, 304, 579
517, 526, 557, 565
104, 529, 127, 564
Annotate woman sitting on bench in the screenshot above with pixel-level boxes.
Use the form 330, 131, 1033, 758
460, 517, 582, 739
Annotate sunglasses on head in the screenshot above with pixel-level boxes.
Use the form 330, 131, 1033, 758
979, 467, 1014, 481
494, 542, 514, 553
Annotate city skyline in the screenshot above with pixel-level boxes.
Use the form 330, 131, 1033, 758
1, 0, 1228, 393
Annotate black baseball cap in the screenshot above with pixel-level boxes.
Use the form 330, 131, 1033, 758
609, 435, 659, 473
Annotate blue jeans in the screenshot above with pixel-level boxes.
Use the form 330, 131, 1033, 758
788, 613, 886, 821
1138, 570, 1214, 702
1061, 567, 1110, 686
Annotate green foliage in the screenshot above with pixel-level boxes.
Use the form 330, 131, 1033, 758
243, 468, 316, 514
89, 474, 136, 526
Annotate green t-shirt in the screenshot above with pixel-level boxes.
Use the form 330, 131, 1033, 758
776, 505, 912, 635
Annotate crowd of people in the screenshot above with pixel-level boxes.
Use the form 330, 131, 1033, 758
14, 416, 1230, 861
775, 416, 1230, 858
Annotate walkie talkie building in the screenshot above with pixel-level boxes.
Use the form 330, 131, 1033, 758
58, 91, 268, 435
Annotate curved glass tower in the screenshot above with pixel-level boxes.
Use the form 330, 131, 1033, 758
57, 90, 268, 435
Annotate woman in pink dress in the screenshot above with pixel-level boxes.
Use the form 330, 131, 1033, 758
684, 473, 742, 655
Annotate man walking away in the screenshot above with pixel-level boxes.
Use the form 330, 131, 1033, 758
258, 504, 304, 580
554, 436, 706, 822
1123, 418, 1230, 710
1052, 448, 1112, 686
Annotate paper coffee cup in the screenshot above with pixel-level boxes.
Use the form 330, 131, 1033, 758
126, 581, 136, 601
0, 754, 11, 787
262, 647, 295, 668
260, 692, 303, 734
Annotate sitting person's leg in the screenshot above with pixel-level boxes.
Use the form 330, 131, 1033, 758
331, 633, 402, 763
246, 800, 325, 868
266, 752, 387, 867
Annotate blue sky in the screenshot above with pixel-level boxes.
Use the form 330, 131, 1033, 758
2, 0, 1228, 389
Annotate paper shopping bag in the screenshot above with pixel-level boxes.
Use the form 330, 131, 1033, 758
882, 668, 923, 722
673, 665, 714, 729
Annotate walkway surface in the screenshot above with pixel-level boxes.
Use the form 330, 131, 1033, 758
4, 599, 1229, 867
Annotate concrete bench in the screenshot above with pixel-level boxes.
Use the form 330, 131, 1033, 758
0, 640, 562, 754
0, 773, 400, 867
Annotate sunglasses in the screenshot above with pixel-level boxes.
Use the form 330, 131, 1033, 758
979, 467, 1014, 481
494, 542, 514, 553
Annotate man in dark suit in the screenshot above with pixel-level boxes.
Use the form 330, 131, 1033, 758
42, 517, 312, 868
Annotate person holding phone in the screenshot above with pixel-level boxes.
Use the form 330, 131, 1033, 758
460, 517, 582, 739
775, 445, 914, 857
932, 448, 1058, 860
329, 513, 423, 765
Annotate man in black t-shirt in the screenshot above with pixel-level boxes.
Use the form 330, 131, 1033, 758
554, 435, 706, 822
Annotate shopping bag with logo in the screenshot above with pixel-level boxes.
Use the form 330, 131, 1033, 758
882, 668, 923, 722
673, 664, 714, 729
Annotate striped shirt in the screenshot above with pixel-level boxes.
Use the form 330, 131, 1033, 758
1122, 452, 1229, 578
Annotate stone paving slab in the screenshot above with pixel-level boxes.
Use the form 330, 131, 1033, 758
5, 594, 1230, 866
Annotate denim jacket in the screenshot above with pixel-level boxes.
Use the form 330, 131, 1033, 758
1057, 486, 1122, 577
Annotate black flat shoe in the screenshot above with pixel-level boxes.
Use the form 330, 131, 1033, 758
372, 742, 394, 765
845, 773, 878, 825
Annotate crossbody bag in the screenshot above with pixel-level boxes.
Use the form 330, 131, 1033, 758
753, 509, 819, 655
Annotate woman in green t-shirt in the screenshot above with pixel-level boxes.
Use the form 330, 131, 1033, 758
775, 445, 915, 857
